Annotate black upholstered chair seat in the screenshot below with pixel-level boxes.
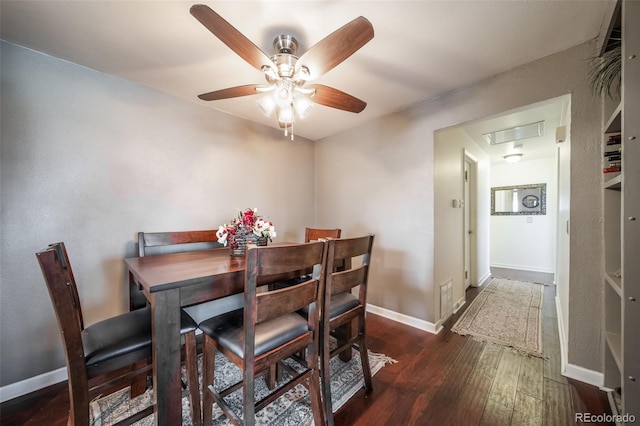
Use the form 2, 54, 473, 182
199, 309, 309, 359
299, 292, 359, 320
82, 307, 197, 376
326, 292, 359, 319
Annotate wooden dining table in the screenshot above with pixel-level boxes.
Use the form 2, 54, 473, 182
125, 247, 248, 425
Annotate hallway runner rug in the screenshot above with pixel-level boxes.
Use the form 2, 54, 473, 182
451, 277, 544, 358
89, 347, 396, 425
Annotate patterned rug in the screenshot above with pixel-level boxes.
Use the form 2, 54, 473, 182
89, 347, 396, 425
451, 278, 544, 357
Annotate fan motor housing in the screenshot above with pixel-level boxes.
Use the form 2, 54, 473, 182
273, 35, 298, 55
272, 36, 299, 78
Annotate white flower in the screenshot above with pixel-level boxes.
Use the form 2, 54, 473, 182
253, 219, 270, 236
216, 225, 228, 246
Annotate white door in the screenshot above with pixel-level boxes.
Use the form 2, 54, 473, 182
463, 157, 473, 288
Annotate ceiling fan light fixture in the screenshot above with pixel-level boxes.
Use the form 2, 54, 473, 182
261, 65, 279, 80
277, 106, 294, 124
293, 65, 311, 81
256, 96, 276, 117
273, 83, 294, 108
294, 96, 313, 119
504, 153, 524, 163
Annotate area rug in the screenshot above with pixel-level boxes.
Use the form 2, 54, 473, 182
89, 347, 396, 425
451, 277, 544, 358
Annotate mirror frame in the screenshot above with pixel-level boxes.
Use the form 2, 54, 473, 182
491, 183, 547, 215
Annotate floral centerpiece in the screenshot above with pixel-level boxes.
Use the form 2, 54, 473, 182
216, 208, 276, 256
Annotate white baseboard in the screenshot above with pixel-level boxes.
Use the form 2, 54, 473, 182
475, 271, 492, 287
555, 295, 604, 388
453, 296, 466, 314
0, 366, 67, 403
366, 304, 440, 334
563, 363, 604, 387
490, 263, 554, 274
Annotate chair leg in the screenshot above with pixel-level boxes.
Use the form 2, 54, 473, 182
335, 323, 353, 362
243, 364, 256, 426
358, 322, 373, 392
185, 331, 202, 426
308, 360, 326, 426
202, 335, 216, 426
266, 364, 277, 390
130, 360, 148, 397
321, 330, 334, 426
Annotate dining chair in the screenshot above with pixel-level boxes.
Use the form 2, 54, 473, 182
321, 234, 375, 426
305, 227, 341, 242
36, 242, 202, 426
199, 241, 327, 426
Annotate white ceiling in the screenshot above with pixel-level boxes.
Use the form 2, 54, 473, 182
460, 95, 570, 163
0, 1, 615, 142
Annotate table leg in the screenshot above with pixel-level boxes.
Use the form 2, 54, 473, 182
335, 322, 354, 362
150, 289, 183, 425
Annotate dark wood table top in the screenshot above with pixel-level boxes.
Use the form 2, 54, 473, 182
125, 248, 245, 293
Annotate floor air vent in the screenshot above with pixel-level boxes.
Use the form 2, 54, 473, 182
440, 280, 453, 322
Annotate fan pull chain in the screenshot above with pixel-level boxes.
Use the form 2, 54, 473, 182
283, 122, 294, 140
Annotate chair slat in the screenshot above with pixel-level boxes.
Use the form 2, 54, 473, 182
330, 266, 366, 295
256, 280, 317, 323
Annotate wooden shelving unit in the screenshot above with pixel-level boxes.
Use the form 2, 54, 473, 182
601, 0, 640, 421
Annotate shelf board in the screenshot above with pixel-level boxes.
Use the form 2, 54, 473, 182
604, 174, 622, 190
606, 272, 623, 296
605, 103, 622, 133
606, 332, 623, 371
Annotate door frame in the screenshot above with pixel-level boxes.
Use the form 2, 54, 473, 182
463, 149, 479, 287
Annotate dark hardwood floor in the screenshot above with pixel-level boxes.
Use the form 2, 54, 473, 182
1, 282, 612, 425
334, 283, 613, 426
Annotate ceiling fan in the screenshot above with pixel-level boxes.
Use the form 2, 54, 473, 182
190, 4, 374, 139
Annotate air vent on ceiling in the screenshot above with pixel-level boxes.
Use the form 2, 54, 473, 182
483, 121, 545, 145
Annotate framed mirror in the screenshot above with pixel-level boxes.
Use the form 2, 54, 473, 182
491, 183, 546, 215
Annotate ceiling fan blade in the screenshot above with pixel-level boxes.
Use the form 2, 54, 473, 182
297, 16, 374, 81
198, 84, 262, 101
190, 5, 274, 73
308, 84, 367, 113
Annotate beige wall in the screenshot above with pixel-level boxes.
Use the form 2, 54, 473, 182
0, 41, 315, 387
315, 40, 603, 374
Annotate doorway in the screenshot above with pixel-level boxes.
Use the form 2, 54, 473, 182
434, 95, 571, 325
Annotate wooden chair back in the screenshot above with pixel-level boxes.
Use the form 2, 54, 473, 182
131, 229, 222, 310
304, 227, 341, 242
325, 234, 374, 301
36, 243, 89, 410
246, 241, 327, 359
138, 229, 221, 257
